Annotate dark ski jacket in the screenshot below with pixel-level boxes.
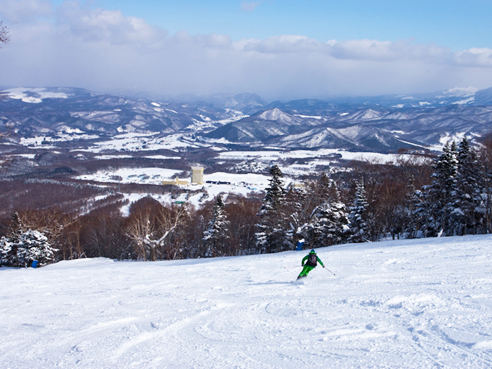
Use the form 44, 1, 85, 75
302, 253, 324, 268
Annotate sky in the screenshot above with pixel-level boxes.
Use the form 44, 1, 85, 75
0, 0, 492, 101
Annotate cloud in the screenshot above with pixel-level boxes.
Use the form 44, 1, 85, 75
242, 35, 327, 54
241, 36, 455, 63
241, 1, 261, 12
455, 48, 492, 68
1, 1, 492, 100
0, 0, 51, 22
55, 2, 167, 45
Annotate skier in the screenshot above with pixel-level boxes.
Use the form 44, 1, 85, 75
297, 249, 325, 280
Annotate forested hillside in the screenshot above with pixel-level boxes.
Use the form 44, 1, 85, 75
2, 135, 492, 268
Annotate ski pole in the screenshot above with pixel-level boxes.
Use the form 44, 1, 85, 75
323, 266, 335, 276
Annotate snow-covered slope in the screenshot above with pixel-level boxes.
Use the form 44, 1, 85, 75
1, 235, 492, 368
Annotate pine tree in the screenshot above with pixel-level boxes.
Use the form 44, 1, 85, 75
405, 176, 423, 238
284, 182, 310, 250
203, 195, 230, 257
9, 211, 22, 242
425, 141, 458, 236
0, 212, 57, 267
316, 172, 333, 201
347, 180, 368, 243
481, 139, 492, 234
310, 201, 349, 246
255, 165, 290, 253
450, 137, 484, 235
1, 212, 24, 266
302, 175, 349, 247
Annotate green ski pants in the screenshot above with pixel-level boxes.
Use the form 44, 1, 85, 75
298, 265, 315, 278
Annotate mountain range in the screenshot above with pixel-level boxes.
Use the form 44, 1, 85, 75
1, 86, 492, 153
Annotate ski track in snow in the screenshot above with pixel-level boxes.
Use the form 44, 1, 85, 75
1, 235, 492, 368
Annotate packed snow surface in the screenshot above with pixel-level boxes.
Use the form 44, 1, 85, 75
2, 235, 492, 368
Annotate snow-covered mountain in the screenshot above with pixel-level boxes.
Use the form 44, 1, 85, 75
0, 87, 261, 138
1, 235, 492, 367
204, 108, 324, 143
2, 86, 492, 152
265, 87, 492, 112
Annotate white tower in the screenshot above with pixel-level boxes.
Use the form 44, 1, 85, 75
191, 166, 204, 185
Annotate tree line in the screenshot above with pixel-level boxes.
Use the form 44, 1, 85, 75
2, 136, 492, 267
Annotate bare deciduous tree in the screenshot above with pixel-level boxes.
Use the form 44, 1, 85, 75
18, 209, 80, 258
0, 21, 9, 45
0, 21, 11, 138
125, 199, 189, 261
126, 210, 154, 261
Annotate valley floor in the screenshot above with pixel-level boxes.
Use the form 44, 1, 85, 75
1, 235, 492, 368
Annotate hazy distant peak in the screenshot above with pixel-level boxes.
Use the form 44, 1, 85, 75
442, 87, 478, 97
3, 87, 71, 104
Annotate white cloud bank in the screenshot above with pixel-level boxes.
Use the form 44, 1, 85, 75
1, 0, 492, 100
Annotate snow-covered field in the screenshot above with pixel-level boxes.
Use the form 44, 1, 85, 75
77, 169, 276, 210
218, 149, 410, 164
77, 133, 204, 152
2, 235, 492, 368
76, 167, 184, 185
116, 171, 275, 212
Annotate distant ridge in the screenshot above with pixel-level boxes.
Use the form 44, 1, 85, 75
1, 86, 492, 152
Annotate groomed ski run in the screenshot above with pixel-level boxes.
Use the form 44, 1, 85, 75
1, 235, 492, 368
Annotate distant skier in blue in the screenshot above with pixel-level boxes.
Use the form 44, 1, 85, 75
297, 249, 325, 280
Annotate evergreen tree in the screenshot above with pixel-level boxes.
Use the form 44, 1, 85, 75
302, 175, 348, 247
426, 141, 458, 236
203, 195, 230, 257
316, 172, 333, 200
309, 201, 349, 247
0, 212, 57, 267
405, 176, 424, 238
255, 165, 290, 253
347, 180, 368, 243
284, 182, 310, 250
450, 137, 484, 235
9, 211, 22, 242
481, 140, 492, 234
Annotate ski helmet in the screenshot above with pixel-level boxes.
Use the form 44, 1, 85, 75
310, 249, 316, 253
